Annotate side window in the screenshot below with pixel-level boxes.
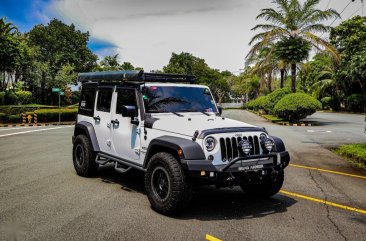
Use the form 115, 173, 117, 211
79, 84, 97, 116
96, 88, 113, 112
116, 89, 137, 116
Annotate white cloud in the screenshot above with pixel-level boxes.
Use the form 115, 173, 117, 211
47, 0, 365, 72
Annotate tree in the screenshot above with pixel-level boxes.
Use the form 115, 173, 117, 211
248, 0, 340, 92
99, 54, 120, 70
163, 52, 231, 104
331, 16, 366, 97
28, 19, 97, 103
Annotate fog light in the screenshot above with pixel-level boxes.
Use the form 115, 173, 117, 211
263, 138, 275, 152
208, 155, 214, 161
239, 139, 252, 155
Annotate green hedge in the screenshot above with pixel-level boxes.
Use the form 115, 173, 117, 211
346, 94, 366, 112
245, 96, 268, 111
34, 108, 78, 122
0, 105, 57, 115
262, 88, 291, 113
321, 97, 332, 110
274, 93, 322, 122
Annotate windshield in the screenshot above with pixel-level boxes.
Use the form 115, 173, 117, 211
142, 86, 218, 113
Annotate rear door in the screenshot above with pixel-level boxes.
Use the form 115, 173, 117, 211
110, 88, 141, 163
93, 86, 114, 154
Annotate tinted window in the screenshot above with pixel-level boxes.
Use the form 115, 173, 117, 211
116, 89, 137, 115
79, 84, 97, 116
143, 86, 217, 113
96, 88, 113, 112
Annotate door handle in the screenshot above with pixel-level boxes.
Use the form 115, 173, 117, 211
93, 116, 101, 121
111, 119, 120, 127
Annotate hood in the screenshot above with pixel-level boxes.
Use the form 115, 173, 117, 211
146, 113, 257, 137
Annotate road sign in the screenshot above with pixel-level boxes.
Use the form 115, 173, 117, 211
59, 91, 65, 96
52, 88, 60, 93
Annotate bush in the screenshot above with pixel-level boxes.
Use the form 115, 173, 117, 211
8, 114, 21, 123
321, 97, 332, 110
245, 96, 268, 111
0, 104, 56, 115
0, 112, 6, 123
0, 92, 5, 105
5, 91, 18, 105
346, 94, 366, 112
274, 93, 322, 122
35, 108, 77, 122
15, 91, 33, 105
262, 88, 291, 113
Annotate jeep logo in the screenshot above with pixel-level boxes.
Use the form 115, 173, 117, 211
234, 133, 242, 137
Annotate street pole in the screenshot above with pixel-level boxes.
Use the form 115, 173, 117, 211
58, 92, 61, 125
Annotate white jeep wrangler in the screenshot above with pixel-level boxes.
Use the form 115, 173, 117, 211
72, 70, 290, 215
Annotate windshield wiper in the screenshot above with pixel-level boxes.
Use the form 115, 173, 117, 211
172, 112, 184, 117
200, 111, 210, 116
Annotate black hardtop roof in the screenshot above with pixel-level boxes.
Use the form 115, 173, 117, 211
77, 70, 195, 85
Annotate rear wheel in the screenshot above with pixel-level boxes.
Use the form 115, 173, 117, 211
72, 135, 98, 177
145, 152, 192, 215
240, 170, 284, 197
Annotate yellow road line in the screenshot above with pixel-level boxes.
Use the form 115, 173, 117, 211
289, 164, 366, 180
206, 234, 222, 241
280, 190, 366, 215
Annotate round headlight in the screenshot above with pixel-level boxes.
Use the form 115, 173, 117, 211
239, 139, 252, 155
204, 137, 216, 152
263, 138, 275, 152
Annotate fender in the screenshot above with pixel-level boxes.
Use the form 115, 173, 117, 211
143, 135, 206, 168
270, 135, 290, 167
270, 135, 286, 152
74, 121, 100, 152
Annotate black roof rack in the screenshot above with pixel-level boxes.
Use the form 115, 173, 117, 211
77, 70, 195, 84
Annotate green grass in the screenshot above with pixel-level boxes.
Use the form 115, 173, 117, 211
262, 114, 284, 122
334, 144, 366, 171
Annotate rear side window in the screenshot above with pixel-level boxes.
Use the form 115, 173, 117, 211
116, 89, 137, 116
96, 88, 113, 112
79, 84, 97, 116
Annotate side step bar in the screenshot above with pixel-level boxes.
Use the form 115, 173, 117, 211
95, 153, 145, 172
114, 162, 131, 174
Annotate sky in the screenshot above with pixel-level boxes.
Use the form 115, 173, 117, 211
0, 0, 365, 73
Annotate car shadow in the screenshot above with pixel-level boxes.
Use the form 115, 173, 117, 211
178, 186, 297, 221
96, 165, 297, 221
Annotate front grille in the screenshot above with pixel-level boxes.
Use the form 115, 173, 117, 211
219, 135, 261, 161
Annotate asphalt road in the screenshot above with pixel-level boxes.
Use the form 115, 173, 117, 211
0, 111, 365, 241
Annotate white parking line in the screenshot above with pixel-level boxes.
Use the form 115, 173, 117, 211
0, 126, 73, 138
0, 126, 46, 132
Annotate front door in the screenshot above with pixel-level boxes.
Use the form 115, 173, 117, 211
110, 88, 141, 163
93, 87, 114, 154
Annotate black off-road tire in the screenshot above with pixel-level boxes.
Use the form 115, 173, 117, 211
145, 152, 192, 215
240, 170, 284, 197
72, 135, 98, 177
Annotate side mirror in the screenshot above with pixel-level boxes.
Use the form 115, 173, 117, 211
217, 106, 222, 115
121, 105, 139, 125
121, 105, 136, 117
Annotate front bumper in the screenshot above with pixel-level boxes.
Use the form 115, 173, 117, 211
181, 151, 290, 184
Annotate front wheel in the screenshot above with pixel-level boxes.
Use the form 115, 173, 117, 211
240, 170, 284, 197
145, 152, 192, 215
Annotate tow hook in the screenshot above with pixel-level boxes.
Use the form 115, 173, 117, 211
226, 173, 235, 188
270, 169, 279, 180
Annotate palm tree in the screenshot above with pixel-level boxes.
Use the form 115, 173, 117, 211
0, 17, 18, 37
249, 47, 275, 93
247, 0, 340, 92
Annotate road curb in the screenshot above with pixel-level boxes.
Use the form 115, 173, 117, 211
0, 122, 75, 127
278, 122, 312, 126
